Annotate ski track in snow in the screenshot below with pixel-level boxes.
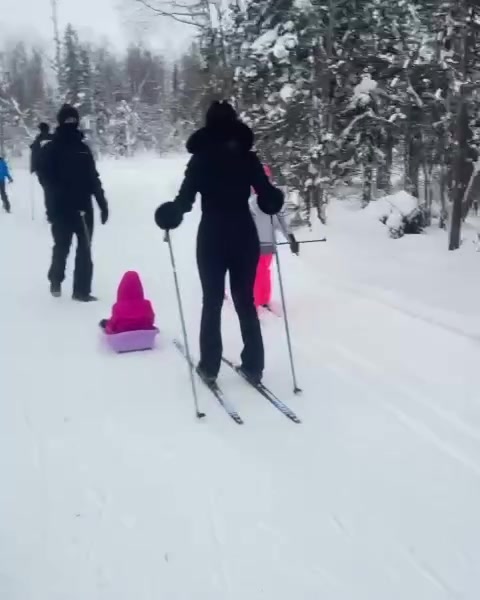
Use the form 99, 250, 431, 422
1, 155, 480, 599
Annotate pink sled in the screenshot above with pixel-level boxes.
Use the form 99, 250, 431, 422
103, 328, 159, 354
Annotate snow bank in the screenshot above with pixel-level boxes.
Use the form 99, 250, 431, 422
273, 32, 297, 60
364, 191, 417, 219
385, 210, 404, 232
354, 74, 378, 96
280, 83, 296, 102
386, 190, 418, 216
2, 159, 480, 600
350, 74, 378, 107
251, 27, 278, 53
364, 191, 424, 238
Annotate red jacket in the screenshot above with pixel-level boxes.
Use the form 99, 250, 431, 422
106, 271, 155, 334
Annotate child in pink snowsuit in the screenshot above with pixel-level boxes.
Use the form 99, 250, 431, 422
250, 166, 299, 308
101, 271, 155, 334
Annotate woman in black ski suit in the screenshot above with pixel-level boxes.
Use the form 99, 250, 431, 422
155, 101, 284, 384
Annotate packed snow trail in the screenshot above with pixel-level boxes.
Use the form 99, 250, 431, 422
1, 155, 480, 600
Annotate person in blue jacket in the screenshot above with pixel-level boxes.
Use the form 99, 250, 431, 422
0, 156, 13, 213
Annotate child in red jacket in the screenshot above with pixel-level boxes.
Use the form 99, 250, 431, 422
100, 271, 155, 334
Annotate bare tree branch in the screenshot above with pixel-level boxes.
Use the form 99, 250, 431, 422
134, 0, 206, 28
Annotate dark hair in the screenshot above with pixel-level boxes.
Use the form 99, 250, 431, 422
39, 122, 50, 133
205, 100, 238, 128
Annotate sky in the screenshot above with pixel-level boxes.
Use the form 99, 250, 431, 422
0, 0, 193, 55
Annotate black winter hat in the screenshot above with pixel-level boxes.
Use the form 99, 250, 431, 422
205, 101, 238, 128
257, 187, 285, 216
39, 122, 50, 133
154, 202, 183, 231
57, 104, 80, 126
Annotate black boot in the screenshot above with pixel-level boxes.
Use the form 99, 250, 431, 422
72, 293, 98, 302
50, 282, 61, 298
196, 364, 217, 385
238, 365, 262, 385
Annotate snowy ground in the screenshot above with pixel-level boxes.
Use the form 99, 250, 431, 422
1, 155, 480, 600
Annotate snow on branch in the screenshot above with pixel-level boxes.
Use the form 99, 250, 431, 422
340, 110, 396, 140
0, 96, 33, 137
407, 77, 423, 107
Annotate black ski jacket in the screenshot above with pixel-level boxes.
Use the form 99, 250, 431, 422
38, 125, 107, 221
174, 121, 282, 217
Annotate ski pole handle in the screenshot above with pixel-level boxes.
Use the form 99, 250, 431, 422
277, 238, 327, 246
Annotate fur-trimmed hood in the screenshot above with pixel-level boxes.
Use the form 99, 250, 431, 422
186, 121, 254, 154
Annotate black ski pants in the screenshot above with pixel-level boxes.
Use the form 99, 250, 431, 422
48, 211, 94, 296
0, 181, 10, 212
196, 214, 264, 378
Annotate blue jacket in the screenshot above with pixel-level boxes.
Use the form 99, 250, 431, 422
0, 158, 12, 182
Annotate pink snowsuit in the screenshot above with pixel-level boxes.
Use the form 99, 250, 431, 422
105, 271, 155, 334
254, 254, 274, 308
251, 165, 290, 307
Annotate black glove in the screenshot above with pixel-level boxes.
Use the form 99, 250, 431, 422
257, 188, 284, 215
154, 201, 183, 231
100, 206, 109, 225
289, 234, 300, 255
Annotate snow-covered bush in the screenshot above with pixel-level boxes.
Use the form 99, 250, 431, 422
366, 191, 427, 239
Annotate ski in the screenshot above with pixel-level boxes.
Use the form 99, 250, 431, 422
173, 339, 244, 425
221, 357, 301, 424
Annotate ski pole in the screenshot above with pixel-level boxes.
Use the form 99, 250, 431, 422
271, 218, 302, 394
164, 230, 205, 420
79, 211, 94, 268
79, 211, 92, 248
30, 176, 35, 221
79, 211, 91, 246
277, 238, 327, 246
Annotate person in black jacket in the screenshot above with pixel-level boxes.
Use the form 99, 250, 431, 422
38, 104, 109, 302
30, 122, 53, 176
155, 101, 284, 384
30, 122, 54, 220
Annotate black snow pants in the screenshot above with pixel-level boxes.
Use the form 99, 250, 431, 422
196, 213, 264, 378
48, 211, 94, 296
0, 181, 10, 212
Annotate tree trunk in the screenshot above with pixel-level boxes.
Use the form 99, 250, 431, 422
363, 164, 373, 207
362, 137, 374, 207
449, 96, 469, 250
312, 185, 327, 224
377, 131, 392, 192
439, 166, 448, 229
422, 164, 429, 226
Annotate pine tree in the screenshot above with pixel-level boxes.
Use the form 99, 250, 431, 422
61, 25, 82, 104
